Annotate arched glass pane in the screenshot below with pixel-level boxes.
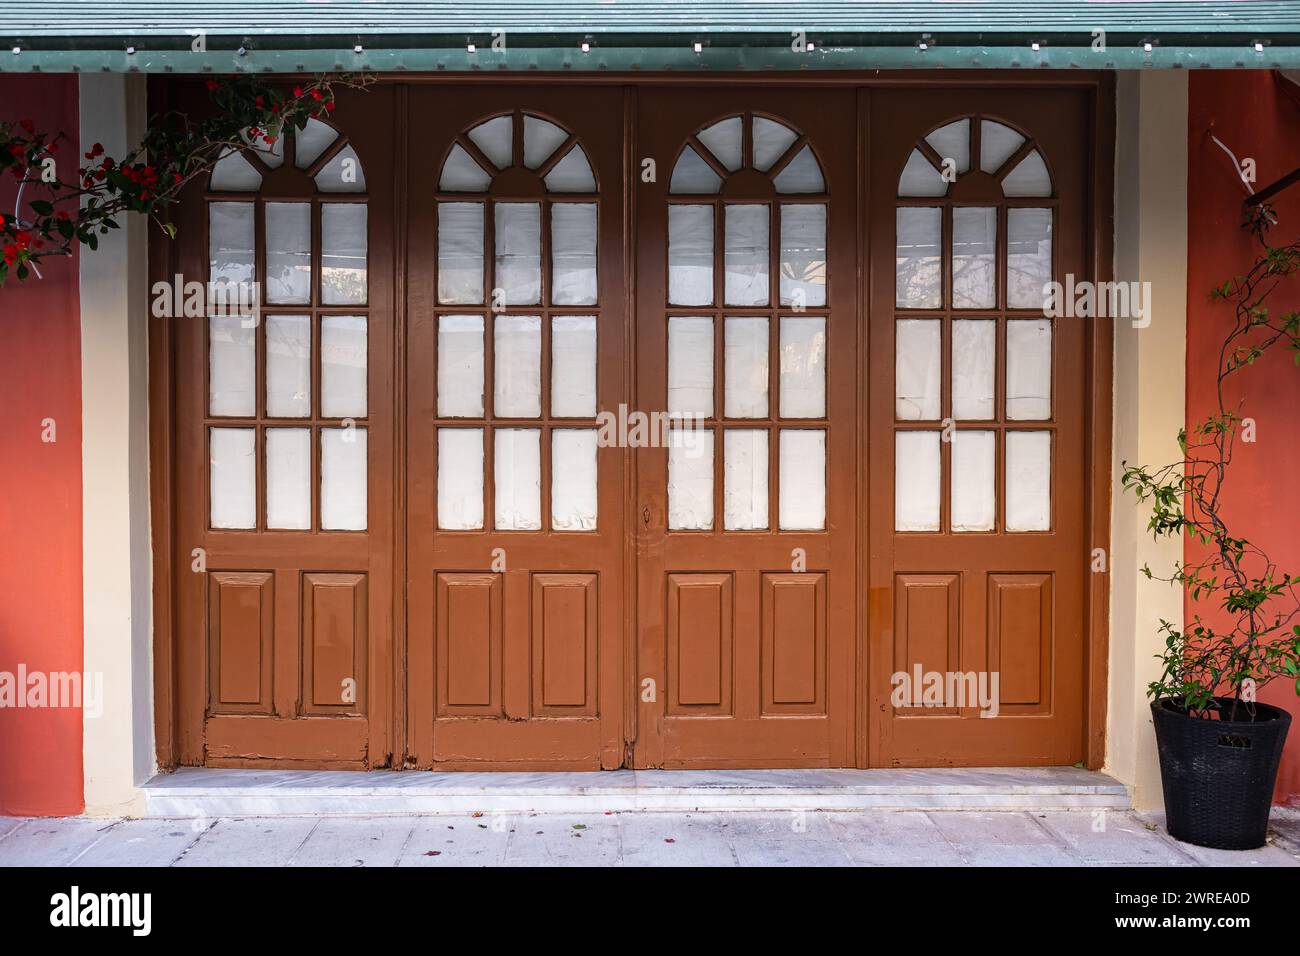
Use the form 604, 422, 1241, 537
440, 144, 492, 192
523, 115, 568, 169
467, 115, 513, 170
898, 148, 947, 197
670, 145, 722, 194
545, 144, 596, 192
294, 118, 340, 168
697, 116, 743, 172
773, 146, 824, 193
925, 119, 971, 175
1001, 150, 1052, 197
241, 127, 284, 168
315, 144, 367, 192
979, 119, 1026, 175
753, 117, 798, 171
210, 149, 262, 191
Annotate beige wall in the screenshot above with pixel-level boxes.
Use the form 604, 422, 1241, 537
1106, 70, 1189, 809
80, 73, 153, 816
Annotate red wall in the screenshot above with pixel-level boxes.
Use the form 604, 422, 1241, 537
1188, 72, 1300, 805
0, 75, 84, 816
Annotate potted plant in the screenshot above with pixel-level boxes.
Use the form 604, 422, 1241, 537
1122, 207, 1300, 850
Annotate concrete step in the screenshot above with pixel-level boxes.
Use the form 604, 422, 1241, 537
141, 766, 1130, 816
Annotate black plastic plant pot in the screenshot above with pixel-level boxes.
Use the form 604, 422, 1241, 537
1151, 696, 1292, 850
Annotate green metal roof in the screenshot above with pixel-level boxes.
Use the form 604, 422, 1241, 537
3, 1, 1300, 72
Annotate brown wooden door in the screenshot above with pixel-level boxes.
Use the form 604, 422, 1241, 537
405, 88, 627, 768
170, 83, 397, 767
867, 87, 1092, 766
633, 89, 859, 768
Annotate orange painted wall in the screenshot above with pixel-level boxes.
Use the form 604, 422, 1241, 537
1187, 71, 1300, 805
0, 75, 84, 816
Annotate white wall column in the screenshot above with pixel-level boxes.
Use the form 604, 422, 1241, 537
80, 73, 154, 815
1107, 70, 1189, 810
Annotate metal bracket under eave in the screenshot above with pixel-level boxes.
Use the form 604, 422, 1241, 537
1245, 165, 1300, 208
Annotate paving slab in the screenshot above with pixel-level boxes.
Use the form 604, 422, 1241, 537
1134, 812, 1300, 867
618, 812, 736, 866
724, 812, 855, 867
826, 810, 966, 866
1035, 811, 1197, 866
0, 818, 118, 867
502, 813, 623, 866
396, 815, 512, 867
286, 817, 415, 867
71, 819, 206, 867
172, 817, 318, 867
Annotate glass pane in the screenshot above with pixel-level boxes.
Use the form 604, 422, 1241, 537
437, 428, 484, 530
925, 119, 971, 175
779, 429, 826, 531
951, 430, 995, 532
697, 116, 743, 171
494, 428, 541, 530
552, 429, 598, 531
669, 145, 722, 194
1002, 150, 1052, 197
895, 207, 942, 309
440, 143, 493, 191
895, 319, 941, 421
294, 118, 339, 168
752, 117, 798, 171
523, 115, 568, 169
467, 115, 513, 170
980, 120, 1026, 175
551, 316, 597, 417
315, 144, 366, 193
668, 316, 714, 418
266, 314, 311, 417
494, 202, 541, 306
724, 204, 769, 306
550, 203, 597, 306
724, 429, 769, 530
773, 146, 824, 193
668, 204, 714, 306
437, 314, 485, 418
668, 427, 714, 530
321, 315, 368, 418
208, 202, 254, 288
724, 316, 769, 418
779, 316, 826, 418
952, 206, 996, 309
779, 204, 826, 308
898, 149, 948, 197
952, 319, 996, 420
1006, 430, 1052, 531
321, 203, 368, 305
1007, 319, 1053, 420
266, 428, 311, 530
1007, 208, 1052, 310
265, 203, 311, 305
209, 315, 256, 417
438, 202, 485, 305
895, 431, 941, 532
321, 427, 367, 531
210, 149, 262, 191
544, 145, 596, 192
494, 315, 542, 417
210, 427, 256, 529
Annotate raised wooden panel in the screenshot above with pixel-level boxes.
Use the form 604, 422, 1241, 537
761, 573, 826, 714
530, 573, 598, 717
667, 573, 733, 716
436, 572, 502, 716
301, 573, 368, 716
893, 573, 961, 715
208, 571, 274, 715
988, 572, 1053, 713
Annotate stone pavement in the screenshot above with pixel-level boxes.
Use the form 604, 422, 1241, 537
2, 808, 1297, 866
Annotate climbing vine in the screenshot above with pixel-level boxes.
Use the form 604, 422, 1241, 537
0, 72, 373, 284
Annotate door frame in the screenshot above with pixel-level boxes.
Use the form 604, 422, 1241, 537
149, 71, 1113, 772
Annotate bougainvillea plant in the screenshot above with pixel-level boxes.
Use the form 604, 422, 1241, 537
0, 73, 373, 284
1122, 204, 1300, 720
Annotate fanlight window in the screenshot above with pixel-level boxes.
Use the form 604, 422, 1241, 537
664, 114, 829, 533
432, 111, 601, 533
893, 117, 1055, 536
206, 118, 370, 533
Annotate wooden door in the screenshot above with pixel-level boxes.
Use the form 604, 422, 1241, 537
405, 88, 627, 769
170, 83, 396, 767
867, 87, 1092, 766
633, 89, 859, 768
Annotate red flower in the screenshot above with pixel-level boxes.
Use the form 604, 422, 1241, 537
45, 143, 57, 155
310, 89, 323, 101
324, 100, 336, 114
3, 245, 18, 265
19, 118, 34, 133
255, 95, 265, 108
55, 210, 70, 221
8, 144, 25, 159
292, 86, 304, 98
84, 142, 104, 159
206, 79, 220, 91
